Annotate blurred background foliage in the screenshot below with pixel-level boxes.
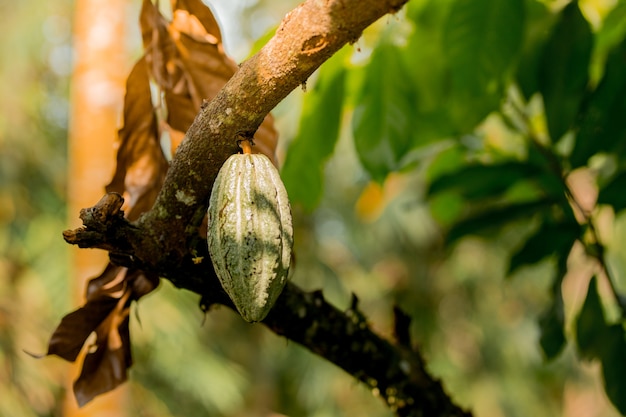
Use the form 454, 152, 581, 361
2, 0, 626, 416
1, 0, 73, 416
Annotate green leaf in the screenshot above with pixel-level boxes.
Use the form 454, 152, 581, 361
598, 1, 626, 47
353, 42, 416, 182
539, 255, 568, 360
428, 191, 465, 227
445, 199, 551, 244
508, 220, 580, 274
443, 0, 524, 130
538, 300, 566, 360
538, 1, 592, 142
405, 0, 454, 112
427, 162, 543, 200
591, 1, 626, 83
576, 276, 606, 361
574, 278, 626, 414
598, 170, 626, 213
571, 38, 626, 167
404, 0, 483, 142
600, 324, 626, 415
281, 50, 347, 210
425, 144, 466, 183
532, 172, 568, 201
515, 0, 556, 99
403, 0, 458, 142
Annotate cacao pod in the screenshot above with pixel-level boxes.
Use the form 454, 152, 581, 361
207, 152, 293, 322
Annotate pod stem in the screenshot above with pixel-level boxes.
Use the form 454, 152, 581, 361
239, 138, 254, 155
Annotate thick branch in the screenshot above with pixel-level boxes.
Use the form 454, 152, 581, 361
265, 289, 471, 417
64, 193, 471, 417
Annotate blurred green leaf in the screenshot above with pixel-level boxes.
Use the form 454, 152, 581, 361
539, 256, 569, 361
508, 220, 580, 274
428, 191, 465, 227
353, 42, 416, 182
532, 172, 568, 201
576, 276, 606, 361
282, 49, 347, 210
443, 0, 524, 130
591, 1, 626, 83
538, 1, 592, 142
597, 170, 626, 213
444, 0, 524, 82
538, 299, 566, 360
403, 0, 458, 141
405, 0, 453, 112
428, 162, 543, 200
445, 199, 552, 244
598, 1, 626, 47
571, 38, 626, 167
600, 324, 626, 415
574, 277, 626, 414
516, 0, 556, 99
425, 144, 466, 183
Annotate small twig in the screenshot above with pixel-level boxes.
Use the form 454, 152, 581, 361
63, 193, 134, 252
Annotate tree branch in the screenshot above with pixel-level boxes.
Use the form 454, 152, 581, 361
132, 0, 409, 265
63, 0, 473, 415
64, 193, 471, 417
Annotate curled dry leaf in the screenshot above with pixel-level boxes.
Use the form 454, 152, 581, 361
47, 265, 159, 406
106, 56, 167, 218
160, 120, 187, 157
48, 0, 278, 406
139, 0, 278, 163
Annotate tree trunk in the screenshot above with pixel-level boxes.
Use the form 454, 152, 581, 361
65, 0, 130, 414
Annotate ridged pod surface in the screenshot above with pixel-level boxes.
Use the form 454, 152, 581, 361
207, 152, 293, 322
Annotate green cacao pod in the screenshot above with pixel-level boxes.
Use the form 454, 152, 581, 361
207, 152, 293, 322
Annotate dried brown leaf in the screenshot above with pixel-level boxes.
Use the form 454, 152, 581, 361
141, 0, 179, 91
74, 334, 130, 408
160, 120, 186, 156
140, 0, 278, 164
139, 0, 278, 162
172, 0, 222, 43
171, 9, 219, 45
47, 265, 158, 405
73, 288, 132, 407
162, 87, 196, 138
168, 0, 278, 161
47, 298, 119, 362
106, 57, 168, 219
170, 20, 237, 107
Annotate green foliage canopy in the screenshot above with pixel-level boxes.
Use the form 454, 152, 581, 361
282, 0, 626, 414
